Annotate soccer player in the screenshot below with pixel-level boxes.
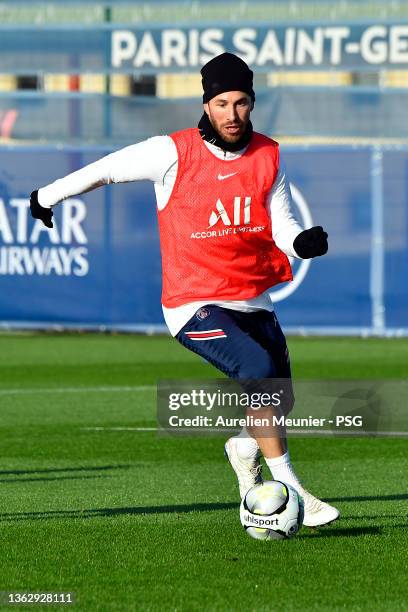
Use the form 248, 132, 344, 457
30, 52, 339, 527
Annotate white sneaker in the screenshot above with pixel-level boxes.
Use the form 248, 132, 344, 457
301, 490, 340, 527
224, 437, 263, 499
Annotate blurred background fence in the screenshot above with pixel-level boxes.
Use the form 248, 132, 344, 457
0, 0, 407, 335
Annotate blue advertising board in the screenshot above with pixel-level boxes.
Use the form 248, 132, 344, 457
1, 22, 408, 74
0, 144, 406, 335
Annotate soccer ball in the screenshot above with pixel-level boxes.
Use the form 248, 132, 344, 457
240, 480, 304, 540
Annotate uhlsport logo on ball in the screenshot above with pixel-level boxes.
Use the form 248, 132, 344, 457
240, 480, 304, 541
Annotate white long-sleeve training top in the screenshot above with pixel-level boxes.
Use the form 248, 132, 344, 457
38, 135, 303, 335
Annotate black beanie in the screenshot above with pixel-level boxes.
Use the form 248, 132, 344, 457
201, 52, 255, 103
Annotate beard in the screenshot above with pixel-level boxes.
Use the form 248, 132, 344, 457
198, 112, 253, 153
208, 115, 247, 143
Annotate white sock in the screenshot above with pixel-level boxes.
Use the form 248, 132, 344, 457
234, 427, 259, 459
265, 452, 306, 496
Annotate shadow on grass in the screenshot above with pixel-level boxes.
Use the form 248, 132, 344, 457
0, 474, 111, 484
0, 502, 238, 522
325, 493, 408, 502
301, 525, 382, 538
344, 514, 408, 522
0, 465, 131, 476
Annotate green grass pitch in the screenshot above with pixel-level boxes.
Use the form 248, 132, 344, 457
0, 334, 407, 611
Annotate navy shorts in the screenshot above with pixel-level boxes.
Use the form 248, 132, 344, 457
175, 305, 294, 414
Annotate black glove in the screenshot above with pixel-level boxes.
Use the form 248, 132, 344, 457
293, 226, 328, 259
30, 190, 53, 228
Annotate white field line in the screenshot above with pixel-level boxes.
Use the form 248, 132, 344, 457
0, 385, 155, 396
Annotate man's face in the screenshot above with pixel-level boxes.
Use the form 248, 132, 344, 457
203, 91, 253, 143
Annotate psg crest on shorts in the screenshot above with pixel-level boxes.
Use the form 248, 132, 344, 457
196, 307, 210, 320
